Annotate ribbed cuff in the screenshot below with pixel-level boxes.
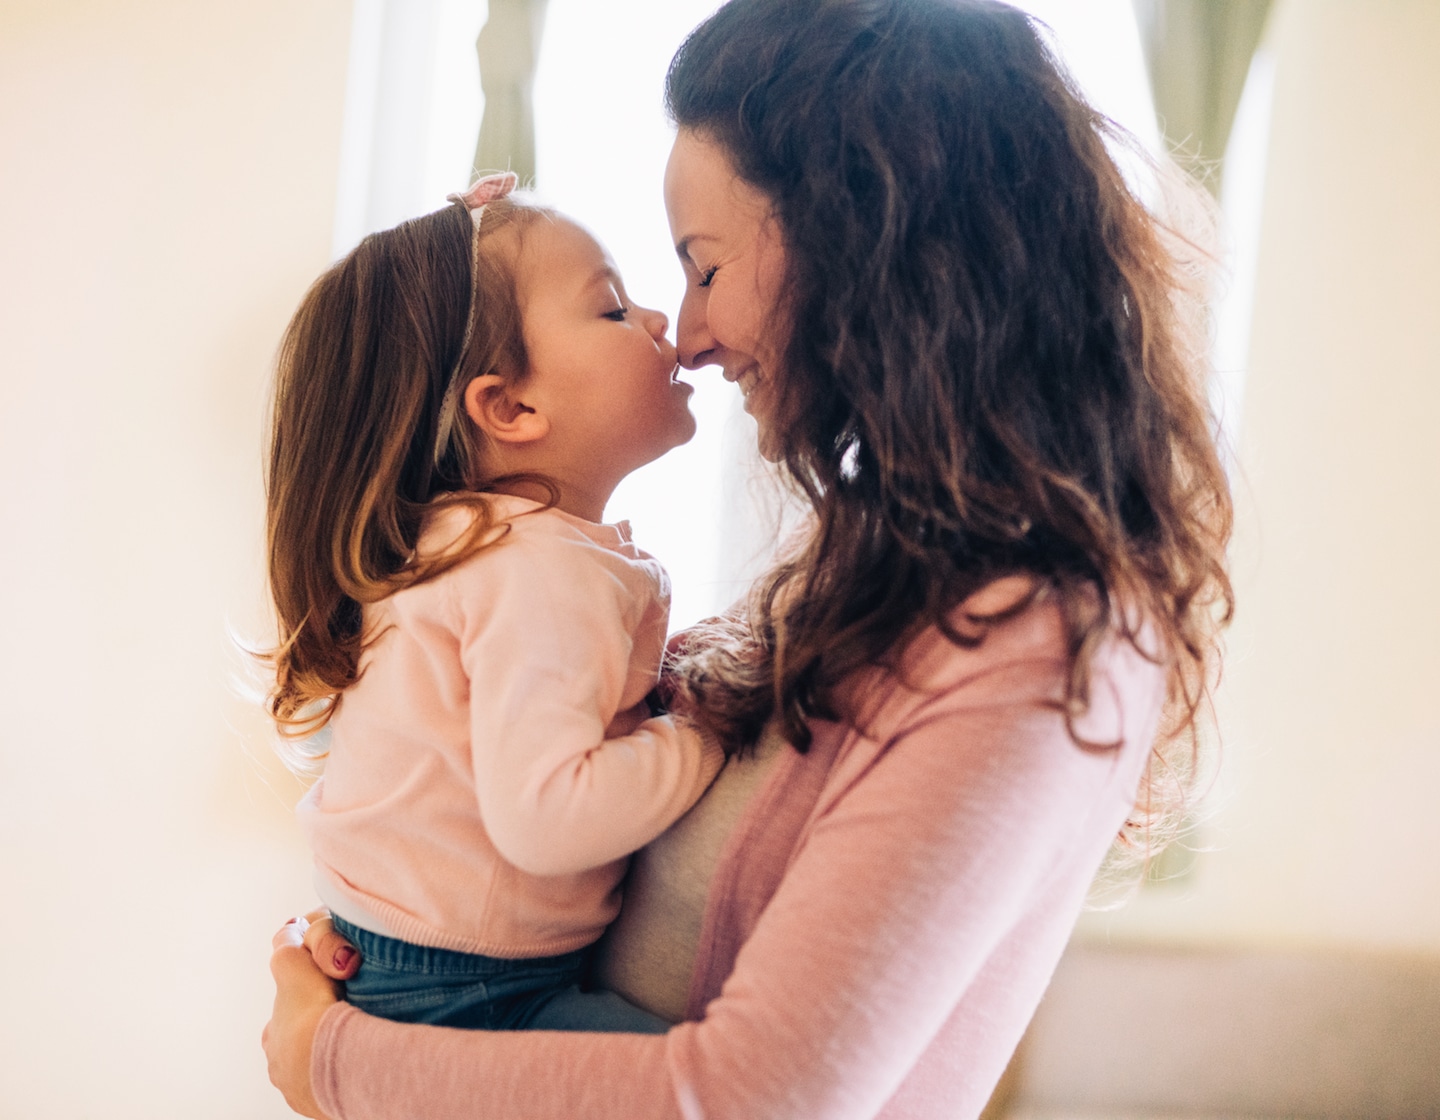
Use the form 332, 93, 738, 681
680, 717, 727, 791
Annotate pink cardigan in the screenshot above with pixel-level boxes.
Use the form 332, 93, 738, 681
300, 497, 723, 958
311, 580, 1164, 1119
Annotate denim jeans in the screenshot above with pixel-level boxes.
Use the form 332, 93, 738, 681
332, 916, 669, 1034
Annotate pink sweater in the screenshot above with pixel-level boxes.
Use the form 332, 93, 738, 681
311, 579, 1165, 1118
298, 496, 724, 958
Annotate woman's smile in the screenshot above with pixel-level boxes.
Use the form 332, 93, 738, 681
730, 366, 762, 400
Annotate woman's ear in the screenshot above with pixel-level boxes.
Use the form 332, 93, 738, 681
462, 374, 550, 444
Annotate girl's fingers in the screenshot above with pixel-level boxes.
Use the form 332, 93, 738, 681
272, 915, 307, 952
299, 910, 361, 980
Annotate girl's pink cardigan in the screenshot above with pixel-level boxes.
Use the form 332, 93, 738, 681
311, 580, 1165, 1120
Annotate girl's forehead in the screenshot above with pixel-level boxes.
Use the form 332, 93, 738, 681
511, 214, 617, 296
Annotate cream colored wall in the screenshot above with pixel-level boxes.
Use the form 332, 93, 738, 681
0, 2, 349, 1116
1081, 0, 1440, 954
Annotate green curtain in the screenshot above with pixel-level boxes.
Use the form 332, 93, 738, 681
472, 0, 550, 185
1132, 0, 1273, 194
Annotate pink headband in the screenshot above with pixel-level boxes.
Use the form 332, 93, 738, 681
433, 171, 520, 465
446, 170, 519, 222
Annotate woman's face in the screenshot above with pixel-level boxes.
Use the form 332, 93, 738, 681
663, 129, 790, 461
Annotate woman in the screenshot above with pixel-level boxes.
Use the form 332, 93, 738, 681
265, 0, 1232, 1116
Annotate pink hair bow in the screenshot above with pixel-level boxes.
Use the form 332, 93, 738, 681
447, 171, 518, 224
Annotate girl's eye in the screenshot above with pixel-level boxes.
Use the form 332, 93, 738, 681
602, 306, 630, 321
697, 267, 718, 289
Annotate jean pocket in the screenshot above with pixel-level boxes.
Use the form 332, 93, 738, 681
345, 970, 494, 1027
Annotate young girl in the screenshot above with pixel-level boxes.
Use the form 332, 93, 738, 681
263, 172, 722, 1035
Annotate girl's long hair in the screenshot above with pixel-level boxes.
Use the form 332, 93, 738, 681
263, 198, 539, 737
664, 0, 1234, 855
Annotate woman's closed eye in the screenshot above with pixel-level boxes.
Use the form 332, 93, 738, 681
602, 305, 631, 321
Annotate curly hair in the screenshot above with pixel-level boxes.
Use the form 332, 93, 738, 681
664, 0, 1233, 853
263, 198, 548, 738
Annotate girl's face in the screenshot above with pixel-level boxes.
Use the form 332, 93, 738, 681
664, 129, 791, 461
512, 214, 697, 504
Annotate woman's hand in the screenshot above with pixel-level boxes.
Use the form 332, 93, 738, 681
263, 911, 359, 1119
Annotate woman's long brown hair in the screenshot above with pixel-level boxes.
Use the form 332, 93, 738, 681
263, 199, 538, 737
665, 0, 1234, 854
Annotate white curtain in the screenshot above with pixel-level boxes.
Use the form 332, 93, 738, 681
1132, 0, 1273, 194
473, 0, 550, 183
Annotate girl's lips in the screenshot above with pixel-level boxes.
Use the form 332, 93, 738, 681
668, 364, 695, 395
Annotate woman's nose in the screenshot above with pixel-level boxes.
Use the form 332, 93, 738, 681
675, 290, 716, 370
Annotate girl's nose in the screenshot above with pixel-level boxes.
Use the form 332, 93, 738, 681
638, 305, 668, 340
638, 305, 678, 367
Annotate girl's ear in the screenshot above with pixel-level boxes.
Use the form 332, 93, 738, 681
462, 374, 550, 444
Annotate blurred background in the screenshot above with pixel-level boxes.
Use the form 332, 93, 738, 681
0, 1, 1436, 1116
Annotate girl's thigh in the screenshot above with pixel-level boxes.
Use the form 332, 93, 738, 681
524, 985, 671, 1034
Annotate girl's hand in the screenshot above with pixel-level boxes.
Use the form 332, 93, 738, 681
291, 909, 363, 981
605, 699, 651, 738
263, 912, 358, 1119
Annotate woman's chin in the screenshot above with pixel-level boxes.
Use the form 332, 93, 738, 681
749, 410, 782, 463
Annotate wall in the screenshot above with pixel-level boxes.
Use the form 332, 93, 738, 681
1080, 0, 1440, 954
0, 1, 350, 1115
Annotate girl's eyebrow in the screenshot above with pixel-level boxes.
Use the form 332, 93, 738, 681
582, 265, 622, 291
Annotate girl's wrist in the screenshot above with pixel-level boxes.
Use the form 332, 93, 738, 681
676, 714, 728, 782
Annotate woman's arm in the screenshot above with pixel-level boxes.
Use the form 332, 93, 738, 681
265, 918, 345, 1120
272, 647, 1163, 1120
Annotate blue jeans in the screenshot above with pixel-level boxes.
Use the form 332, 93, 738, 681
332, 916, 669, 1034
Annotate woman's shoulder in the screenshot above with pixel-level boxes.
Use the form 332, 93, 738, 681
894, 574, 1063, 686
848, 575, 1167, 743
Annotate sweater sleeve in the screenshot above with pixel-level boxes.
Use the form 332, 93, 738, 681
455, 526, 724, 878
311, 648, 1164, 1120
